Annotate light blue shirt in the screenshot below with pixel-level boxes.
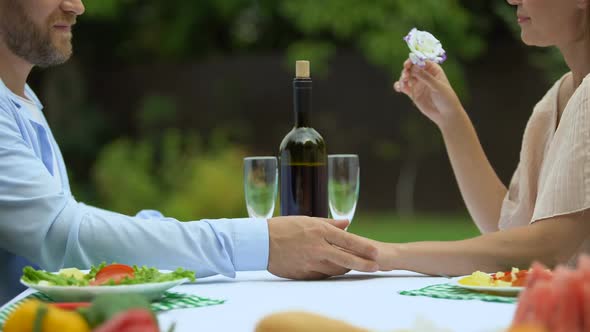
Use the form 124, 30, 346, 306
0, 79, 269, 302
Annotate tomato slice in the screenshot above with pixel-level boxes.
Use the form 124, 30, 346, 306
516, 270, 529, 278
492, 271, 513, 281
512, 269, 529, 286
92, 264, 135, 285
500, 273, 513, 282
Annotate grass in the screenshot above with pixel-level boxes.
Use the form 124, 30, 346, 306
347, 213, 481, 243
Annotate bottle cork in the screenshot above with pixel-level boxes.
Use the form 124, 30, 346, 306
295, 60, 310, 78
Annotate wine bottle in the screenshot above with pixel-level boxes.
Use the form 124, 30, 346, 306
279, 60, 328, 217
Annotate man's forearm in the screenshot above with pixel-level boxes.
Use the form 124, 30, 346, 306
441, 110, 507, 234
64, 203, 270, 278
2, 192, 269, 277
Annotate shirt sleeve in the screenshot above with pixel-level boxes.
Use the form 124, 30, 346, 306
532, 79, 590, 222
0, 107, 269, 278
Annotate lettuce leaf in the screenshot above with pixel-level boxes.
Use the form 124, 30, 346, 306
21, 263, 196, 286
22, 266, 89, 286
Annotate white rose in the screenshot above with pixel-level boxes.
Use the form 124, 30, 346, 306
404, 28, 446, 67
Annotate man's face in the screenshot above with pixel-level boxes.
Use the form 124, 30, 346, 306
0, 0, 85, 67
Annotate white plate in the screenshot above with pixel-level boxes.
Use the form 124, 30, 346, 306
20, 270, 189, 302
449, 276, 524, 295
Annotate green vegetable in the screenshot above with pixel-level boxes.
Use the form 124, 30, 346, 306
114, 266, 196, 285
78, 294, 153, 328
22, 267, 89, 286
85, 262, 107, 281
21, 264, 195, 286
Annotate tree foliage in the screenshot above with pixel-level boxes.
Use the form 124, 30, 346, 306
67, 0, 566, 215
93, 97, 247, 219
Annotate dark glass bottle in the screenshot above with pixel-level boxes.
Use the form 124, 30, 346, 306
279, 61, 328, 217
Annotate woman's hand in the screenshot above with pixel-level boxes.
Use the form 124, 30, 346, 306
267, 217, 379, 280
393, 60, 464, 130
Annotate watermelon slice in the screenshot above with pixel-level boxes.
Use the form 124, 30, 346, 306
549, 269, 582, 332
582, 282, 590, 332
526, 262, 552, 288
511, 254, 590, 331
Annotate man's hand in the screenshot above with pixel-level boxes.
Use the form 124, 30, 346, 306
267, 216, 379, 280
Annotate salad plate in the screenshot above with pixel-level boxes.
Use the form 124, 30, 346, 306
20, 264, 195, 302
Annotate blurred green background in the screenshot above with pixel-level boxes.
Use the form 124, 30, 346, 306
30, 0, 567, 242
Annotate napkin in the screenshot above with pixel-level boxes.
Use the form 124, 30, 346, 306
399, 283, 518, 304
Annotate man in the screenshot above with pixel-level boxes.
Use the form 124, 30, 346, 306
0, 0, 378, 303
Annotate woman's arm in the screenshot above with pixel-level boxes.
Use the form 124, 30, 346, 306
395, 61, 507, 233
375, 211, 590, 276
440, 109, 508, 233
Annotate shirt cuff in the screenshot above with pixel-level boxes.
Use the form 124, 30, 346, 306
233, 218, 269, 272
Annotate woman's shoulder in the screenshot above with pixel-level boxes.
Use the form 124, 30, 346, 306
566, 72, 590, 109
549, 71, 572, 99
529, 72, 569, 114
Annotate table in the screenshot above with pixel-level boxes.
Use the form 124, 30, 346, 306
2, 271, 516, 332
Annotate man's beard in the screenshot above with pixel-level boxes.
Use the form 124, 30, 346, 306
0, 0, 75, 67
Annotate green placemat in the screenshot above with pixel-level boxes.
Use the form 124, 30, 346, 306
0, 291, 224, 330
399, 283, 518, 304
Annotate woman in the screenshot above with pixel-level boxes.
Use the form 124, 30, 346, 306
379, 0, 590, 276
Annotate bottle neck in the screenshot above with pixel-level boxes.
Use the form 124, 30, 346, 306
293, 78, 312, 127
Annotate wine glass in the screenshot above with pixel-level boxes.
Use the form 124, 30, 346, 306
244, 157, 278, 219
328, 154, 360, 224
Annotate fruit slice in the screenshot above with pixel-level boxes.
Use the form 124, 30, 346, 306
91, 264, 134, 286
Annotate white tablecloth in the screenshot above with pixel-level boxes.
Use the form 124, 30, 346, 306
2, 271, 516, 332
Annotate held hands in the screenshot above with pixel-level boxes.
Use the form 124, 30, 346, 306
393, 60, 464, 130
267, 217, 379, 280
